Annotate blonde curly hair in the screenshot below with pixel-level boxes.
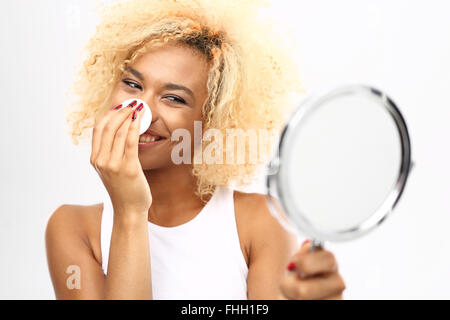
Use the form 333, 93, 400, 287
66, 0, 304, 200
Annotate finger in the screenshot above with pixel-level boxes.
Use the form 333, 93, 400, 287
291, 239, 312, 260
91, 101, 136, 166
286, 240, 311, 276
124, 104, 143, 162
295, 249, 338, 277
97, 101, 139, 164
110, 115, 133, 165
281, 270, 346, 300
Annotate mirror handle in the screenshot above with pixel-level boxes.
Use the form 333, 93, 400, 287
310, 239, 324, 252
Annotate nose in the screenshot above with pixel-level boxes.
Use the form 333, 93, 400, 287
140, 95, 159, 124
149, 103, 159, 124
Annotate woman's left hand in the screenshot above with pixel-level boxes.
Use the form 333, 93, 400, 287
279, 240, 346, 300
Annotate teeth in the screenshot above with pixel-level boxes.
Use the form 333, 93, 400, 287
139, 135, 160, 143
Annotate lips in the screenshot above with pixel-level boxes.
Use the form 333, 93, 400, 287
139, 129, 168, 144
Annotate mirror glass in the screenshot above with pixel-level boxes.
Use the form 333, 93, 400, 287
280, 90, 402, 234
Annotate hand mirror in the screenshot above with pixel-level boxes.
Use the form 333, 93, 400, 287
266, 85, 414, 250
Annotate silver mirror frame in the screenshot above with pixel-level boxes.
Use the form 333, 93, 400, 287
266, 84, 413, 243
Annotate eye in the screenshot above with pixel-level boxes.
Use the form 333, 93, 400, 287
165, 95, 186, 104
122, 79, 142, 90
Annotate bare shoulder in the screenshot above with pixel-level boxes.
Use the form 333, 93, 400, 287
45, 202, 104, 265
233, 191, 269, 223
233, 190, 299, 257
45, 203, 106, 299
233, 190, 293, 234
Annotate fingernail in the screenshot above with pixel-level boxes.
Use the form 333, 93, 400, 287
302, 239, 310, 246
127, 100, 137, 108
113, 104, 122, 110
136, 103, 144, 111
287, 262, 296, 271
132, 110, 138, 121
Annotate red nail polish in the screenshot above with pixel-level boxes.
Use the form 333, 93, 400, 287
128, 100, 137, 108
302, 239, 310, 246
287, 262, 296, 271
132, 110, 137, 121
113, 104, 122, 110
137, 103, 144, 111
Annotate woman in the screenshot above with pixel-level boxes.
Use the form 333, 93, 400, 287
46, 0, 346, 299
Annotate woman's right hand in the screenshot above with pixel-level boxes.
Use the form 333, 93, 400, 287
90, 100, 152, 216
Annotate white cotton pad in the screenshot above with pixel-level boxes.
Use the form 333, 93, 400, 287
119, 98, 152, 135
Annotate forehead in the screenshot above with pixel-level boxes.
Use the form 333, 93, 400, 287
130, 44, 210, 91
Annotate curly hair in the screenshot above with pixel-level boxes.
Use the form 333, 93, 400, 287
66, 0, 304, 201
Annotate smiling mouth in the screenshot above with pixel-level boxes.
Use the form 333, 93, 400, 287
139, 133, 166, 144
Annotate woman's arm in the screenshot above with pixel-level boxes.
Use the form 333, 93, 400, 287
47, 104, 154, 299
104, 209, 151, 299
244, 194, 345, 300
242, 194, 300, 299
45, 204, 152, 299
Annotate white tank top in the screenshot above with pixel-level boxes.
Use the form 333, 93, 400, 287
100, 185, 249, 299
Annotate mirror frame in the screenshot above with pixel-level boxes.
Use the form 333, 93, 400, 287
266, 84, 413, 242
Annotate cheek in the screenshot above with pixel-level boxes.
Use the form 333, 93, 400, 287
164, 108, 203, 136
109, 91, 122, 107
110, 86, 134, 107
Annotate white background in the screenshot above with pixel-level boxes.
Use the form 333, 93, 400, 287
0, 0, 449, 299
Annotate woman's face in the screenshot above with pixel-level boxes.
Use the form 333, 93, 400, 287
110, 43, 210, 170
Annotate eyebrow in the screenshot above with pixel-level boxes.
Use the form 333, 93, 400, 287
125, 67, 195, 99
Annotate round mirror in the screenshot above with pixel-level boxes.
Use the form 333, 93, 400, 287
266, 85, 413, 247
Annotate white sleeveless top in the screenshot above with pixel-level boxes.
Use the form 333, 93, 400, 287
100, 185, 249, 299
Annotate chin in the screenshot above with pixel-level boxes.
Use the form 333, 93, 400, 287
139, 157, 172, 171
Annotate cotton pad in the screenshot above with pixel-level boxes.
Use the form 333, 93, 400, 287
119, 98, 152, 135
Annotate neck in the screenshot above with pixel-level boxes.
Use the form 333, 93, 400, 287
144, 164, 212, 226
